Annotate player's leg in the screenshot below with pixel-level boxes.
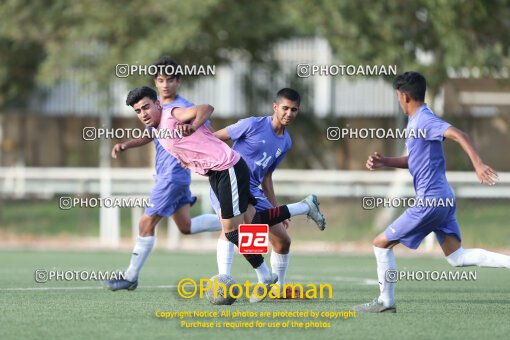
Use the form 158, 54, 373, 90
214, 194, 299, 277
105, 177, 170, 291
105, 212, 162, 291
209, 160, 274, 288
210, 190, 236, 275
214, 190, 295, 283
353, 232, 399, 312
216, 197, 321, 291
371, 232, 399, 309
216, 211, 235, 276
435, 203, 510, 268
247, 197, 324, 299
253, 194, 292, 293
138, 212, 163, 236
440, 234, 510, 268
241, 204, 280, 302
268, 224, 291, 255
213, 184, 324, 276
216, 215, 292, 294
220, 211, 274, 286
171, 203, 192, 234
354, 206, 447, 312
125, 213, 162, 280
172, 203, 222, 235
268, 223, 293, 298
168, 184, 222, 235
242, 203, 257, 224
189, 213, 222, 234
251, 195, 326, 230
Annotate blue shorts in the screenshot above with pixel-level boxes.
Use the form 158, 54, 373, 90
210, 186, 271, 215
145, 177, 196, 217
385, 201, 461, 250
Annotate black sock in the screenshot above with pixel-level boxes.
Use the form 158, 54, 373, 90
251, 205, 291, 227
224, 229, 264, 269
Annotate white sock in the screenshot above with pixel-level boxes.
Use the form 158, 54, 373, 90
373, 246, 396, 307
125, 236, 155, 282
217, 238, 234, 275
255, 262, 272, 283
190, 214, 222, 234
271, 251, 289, 286
287, 202, 309, 217
446, 247, 510, 268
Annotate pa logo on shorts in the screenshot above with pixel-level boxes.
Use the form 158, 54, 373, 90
238, 224, 269, 254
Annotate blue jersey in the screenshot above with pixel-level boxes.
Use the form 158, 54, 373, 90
227, 116, 292, 189
405, 104, 453, 198
150, 95, 193, 184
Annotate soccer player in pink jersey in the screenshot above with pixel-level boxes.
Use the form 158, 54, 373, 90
125, 86, 325, 302
105, 57, 222, 292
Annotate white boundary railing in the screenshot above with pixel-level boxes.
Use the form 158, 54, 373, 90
1, 167, 509, 248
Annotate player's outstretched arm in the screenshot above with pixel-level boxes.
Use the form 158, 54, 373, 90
172, 104, 214, 136
213, 128, 231, 141
111, 136, 152, 158
366, 152, 408, 170
444, 127, 498, 185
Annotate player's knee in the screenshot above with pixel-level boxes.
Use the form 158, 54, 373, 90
372, 237, 385, 248
177, 222, 191, 235
372, 232, 395, 248
280, 237, 291, 253
272, 236, 291, 254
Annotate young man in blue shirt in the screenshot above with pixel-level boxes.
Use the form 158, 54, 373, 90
354, 71, 509, 313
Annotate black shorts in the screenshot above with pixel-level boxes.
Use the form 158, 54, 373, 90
208, 157, 257, 219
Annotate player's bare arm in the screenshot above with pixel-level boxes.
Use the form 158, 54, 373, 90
366, 152, 408, 170
262, 172, 278, 207
262, 172, 290, 228
213, 128, 231, 141
111, 136, 152, 158
172, 104, 214, 136
444, 126, 498, 185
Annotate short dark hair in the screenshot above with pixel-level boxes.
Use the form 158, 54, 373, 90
152, 55, 181, 80
276, 88, 301, 105
126, 86, 158, 106
393, 72, 426, 102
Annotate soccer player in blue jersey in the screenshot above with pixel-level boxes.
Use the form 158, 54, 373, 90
212, 88, 325, 299
354, 71, 509, 313
105, 57, 221, 291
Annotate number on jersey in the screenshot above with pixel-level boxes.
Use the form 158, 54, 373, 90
255, 152, 272, 169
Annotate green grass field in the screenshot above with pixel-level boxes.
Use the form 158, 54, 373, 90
2, 250, 509, 339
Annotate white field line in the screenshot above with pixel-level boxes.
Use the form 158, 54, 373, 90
0, 274, 378, 291
232, 274, 378, 286
0, 285, 177, 291
291, 274, 378, 286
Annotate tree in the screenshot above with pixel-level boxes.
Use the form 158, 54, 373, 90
0, 0, 298, 108
284, 0, 510, 101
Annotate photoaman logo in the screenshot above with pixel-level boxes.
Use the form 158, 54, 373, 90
177, 277, 333, 300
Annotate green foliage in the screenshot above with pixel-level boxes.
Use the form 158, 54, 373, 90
0, 0, 508, 108
285, 0, 510, 96
0, 0, 297, 107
